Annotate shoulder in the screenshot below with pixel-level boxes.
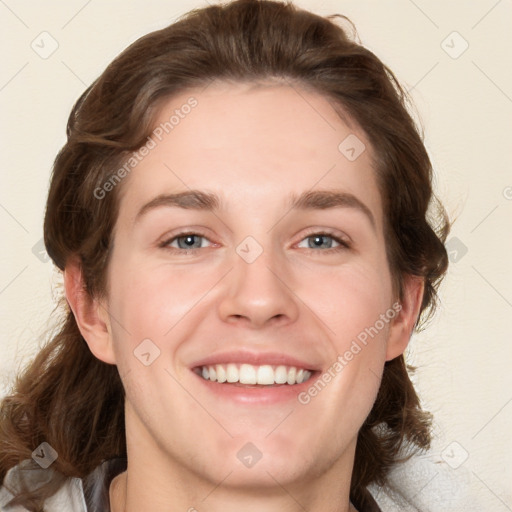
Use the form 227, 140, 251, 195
368, 451, 488, 512
0, 457, 125, 512
0, 460, 86, 511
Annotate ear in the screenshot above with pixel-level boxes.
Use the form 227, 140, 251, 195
63, 258, 116, 365
385, 275, 425, 361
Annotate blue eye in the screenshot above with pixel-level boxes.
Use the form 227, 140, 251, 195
175, 235, 204, 249
301, 234, 338, 250
160, 233, 214, 254
159, 231, 350, 255
297, 233, 349, 251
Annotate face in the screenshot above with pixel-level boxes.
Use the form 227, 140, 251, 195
93, 81, 411, 491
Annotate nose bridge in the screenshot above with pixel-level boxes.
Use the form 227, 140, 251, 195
217, 235, 299, 327
235, 240, 281, 292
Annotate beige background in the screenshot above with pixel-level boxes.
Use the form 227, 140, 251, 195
1, 0, 511, 507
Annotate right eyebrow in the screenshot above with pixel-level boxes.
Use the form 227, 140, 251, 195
134, 190, 221, 224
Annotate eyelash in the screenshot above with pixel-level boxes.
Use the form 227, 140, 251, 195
158, 230, 351, 255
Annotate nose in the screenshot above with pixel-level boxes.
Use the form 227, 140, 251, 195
217, 246, 300, 329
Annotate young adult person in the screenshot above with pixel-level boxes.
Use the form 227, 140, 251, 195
0, 1, 449, 510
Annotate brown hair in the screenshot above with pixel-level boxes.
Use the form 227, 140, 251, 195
0, 0, 449, 508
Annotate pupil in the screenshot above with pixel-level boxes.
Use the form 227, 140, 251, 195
311, 235, 331, 249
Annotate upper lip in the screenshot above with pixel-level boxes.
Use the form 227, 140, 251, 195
190, 350, 320, 372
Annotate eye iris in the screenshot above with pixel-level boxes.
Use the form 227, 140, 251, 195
178, 235, 201, 249
310, 235, 332, 249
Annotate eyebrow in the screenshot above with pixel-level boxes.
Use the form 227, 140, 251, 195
288, 190, 376, 230
134, 189, 376, 230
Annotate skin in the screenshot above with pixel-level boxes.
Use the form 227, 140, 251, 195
65, 81, 423, 512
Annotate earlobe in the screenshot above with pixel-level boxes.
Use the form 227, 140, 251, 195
385, 275, 425, 361
63, 258, 116, 365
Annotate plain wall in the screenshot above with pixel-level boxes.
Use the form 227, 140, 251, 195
1, 0, 511, 507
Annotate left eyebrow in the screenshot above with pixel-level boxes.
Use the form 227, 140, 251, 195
287, 190, 376, 231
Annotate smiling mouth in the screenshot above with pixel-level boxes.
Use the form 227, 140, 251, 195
193, 363, 314, 386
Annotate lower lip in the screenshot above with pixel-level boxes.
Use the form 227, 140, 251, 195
192, 371, 319, 405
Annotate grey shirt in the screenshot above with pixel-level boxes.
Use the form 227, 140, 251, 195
0, 457, 382, 511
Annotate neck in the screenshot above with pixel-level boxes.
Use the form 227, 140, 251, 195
110, 453, 358, 512
110, 409, 359, 512
110, 474, 358, 512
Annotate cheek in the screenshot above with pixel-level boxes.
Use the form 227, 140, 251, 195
296, 261, 393, 408
105, 259, 221, 361
298, 257, 394, 342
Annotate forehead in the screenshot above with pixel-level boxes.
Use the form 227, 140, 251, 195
116, 81, 383, 226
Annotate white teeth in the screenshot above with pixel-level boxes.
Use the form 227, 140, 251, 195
240, 364, 257, 384
287, 367, 296, 385
216, 364, 227, 383
226, 363, 238, 383
257, 365, 274, 385
275, 365, 288, 384
198, 363, 312, 386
